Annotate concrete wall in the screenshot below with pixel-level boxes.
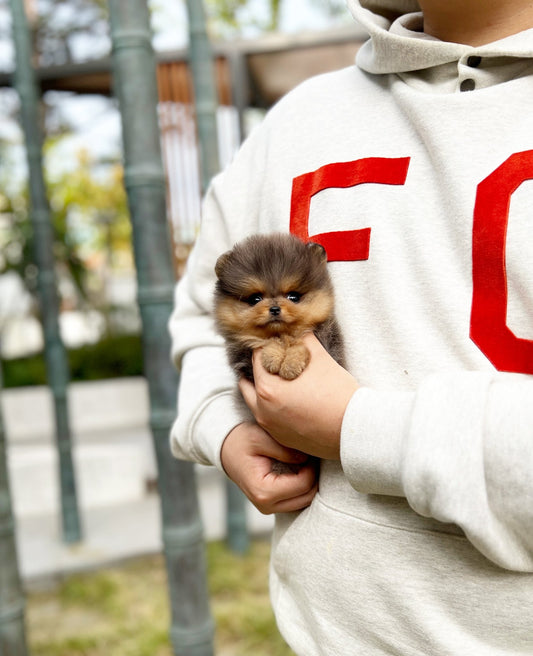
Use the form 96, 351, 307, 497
2, 377, 274, 546
2, 377, 156, 516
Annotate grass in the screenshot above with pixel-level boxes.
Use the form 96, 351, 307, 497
25, 540, 294, 656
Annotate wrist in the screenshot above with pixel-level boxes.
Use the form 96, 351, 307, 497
220, 422, 249, 475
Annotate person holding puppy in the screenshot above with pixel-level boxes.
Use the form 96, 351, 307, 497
169, 1, 533, 653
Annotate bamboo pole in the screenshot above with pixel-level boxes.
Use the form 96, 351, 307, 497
0, 383, 28, 656
184, 0, 220, 193
185, 0, 250, 555
8, 0, 82, 545
108, 3, 214, 654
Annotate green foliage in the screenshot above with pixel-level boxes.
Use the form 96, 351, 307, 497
26, 542, 294, 656
205, 0, 347, 36
0, 185, 37, 295
0, 351, 47, 388
208, 543, 292, 655
32, 0, 110, 67
68, 334, 143, 382
0, 148, 131, 308
46, 149, 131, 261
206, 0, 249, 30
59, 571, 118, 608
27, 559, 171, 656
206, 0, 281, 34
1, 334, 143, 388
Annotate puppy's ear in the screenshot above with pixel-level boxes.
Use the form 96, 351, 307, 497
215, 251, 232, 279
307, 241, 328, 263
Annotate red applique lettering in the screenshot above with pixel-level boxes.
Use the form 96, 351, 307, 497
471, 150, 533, 373
290, 157, 410, 262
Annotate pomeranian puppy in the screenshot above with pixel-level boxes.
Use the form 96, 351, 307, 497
214, 233, 345, 384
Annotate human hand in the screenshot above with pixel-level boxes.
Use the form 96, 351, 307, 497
239, 333, 358, 460
220, 421, 318, 514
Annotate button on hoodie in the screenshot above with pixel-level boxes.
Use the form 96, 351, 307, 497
467, 55, 482, 68
460, 78, 476, 91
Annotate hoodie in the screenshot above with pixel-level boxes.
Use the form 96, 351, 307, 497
169, 1, 533, 653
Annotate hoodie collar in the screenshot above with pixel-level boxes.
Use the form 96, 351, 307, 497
347, 0, 533, 80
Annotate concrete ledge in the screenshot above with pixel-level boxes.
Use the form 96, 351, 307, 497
2, 377, 275, 581
17, 470, 275, 582
2, 377, 150, 443
9, 442, 145, 517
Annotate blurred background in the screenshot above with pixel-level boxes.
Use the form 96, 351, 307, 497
0, 1, 367, 654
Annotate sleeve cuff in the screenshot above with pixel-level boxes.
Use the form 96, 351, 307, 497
340, 387, 415, 497
170, 390, 244, 471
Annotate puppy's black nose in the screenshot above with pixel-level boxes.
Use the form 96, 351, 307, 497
269, 305, 281, 317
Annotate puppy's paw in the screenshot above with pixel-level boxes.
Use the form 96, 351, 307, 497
279, 344, 310, 380
261, 340, 286, 375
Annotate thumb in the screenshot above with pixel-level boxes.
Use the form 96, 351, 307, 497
238, 376, 257, 413
250, 424, 308, 464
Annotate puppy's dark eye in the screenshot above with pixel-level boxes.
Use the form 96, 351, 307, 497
286, 291, 302, 303
245, 293, 263, 306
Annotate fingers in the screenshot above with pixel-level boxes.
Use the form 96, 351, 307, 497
267, 479, 318, 514
250, 427, 308, 465
254, 463, 318, 514
221, 422, 318, 515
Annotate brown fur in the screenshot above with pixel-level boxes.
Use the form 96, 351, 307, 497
214, 233, 345, 383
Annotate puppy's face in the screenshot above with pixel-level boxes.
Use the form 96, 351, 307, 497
214, 234, 334, 343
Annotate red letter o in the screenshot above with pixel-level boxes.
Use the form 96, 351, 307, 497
471, 150, 533, 373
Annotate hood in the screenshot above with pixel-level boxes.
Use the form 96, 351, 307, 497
346, 0, 533, 76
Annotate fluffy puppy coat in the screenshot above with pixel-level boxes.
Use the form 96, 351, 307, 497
214, 233, 345, 384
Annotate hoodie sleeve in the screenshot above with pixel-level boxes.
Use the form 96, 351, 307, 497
340, 371, 533, 572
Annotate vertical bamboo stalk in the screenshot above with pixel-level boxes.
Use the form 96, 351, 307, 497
184, 0, 220, 193
185, 0, 249, 555
8, 0, 81, 545
0, 376, 29, 655
108, 3, 214, 654
227, 50, 248, 143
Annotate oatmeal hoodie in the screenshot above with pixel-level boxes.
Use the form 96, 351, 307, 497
169, 1, 533, 653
